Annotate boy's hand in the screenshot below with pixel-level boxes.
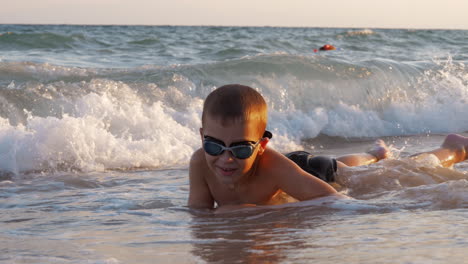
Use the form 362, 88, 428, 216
188, 149, 215, 209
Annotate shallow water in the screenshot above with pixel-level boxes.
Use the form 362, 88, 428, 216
2, 135, 468, 263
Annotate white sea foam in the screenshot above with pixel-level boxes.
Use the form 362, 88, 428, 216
0, 81, 202, 173
1, 59, 468, 173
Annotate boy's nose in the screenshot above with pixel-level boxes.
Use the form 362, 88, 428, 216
219, 150, 235, 162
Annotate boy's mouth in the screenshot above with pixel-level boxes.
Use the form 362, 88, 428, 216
218, 167, 236, 176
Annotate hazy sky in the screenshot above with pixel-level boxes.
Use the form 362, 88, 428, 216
2, 0, 468, 29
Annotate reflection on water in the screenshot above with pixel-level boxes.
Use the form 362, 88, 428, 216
189, 205, 468, 264
189, 203, 340, 263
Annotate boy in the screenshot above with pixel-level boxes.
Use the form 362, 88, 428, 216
188, 84, 468, 210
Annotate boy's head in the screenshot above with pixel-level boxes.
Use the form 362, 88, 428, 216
200, 84, 270, 185
201, 84, 267, 136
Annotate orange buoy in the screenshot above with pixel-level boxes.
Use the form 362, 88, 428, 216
319, 44, 336, 51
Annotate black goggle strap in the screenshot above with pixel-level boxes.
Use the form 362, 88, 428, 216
263, 130, 273, 139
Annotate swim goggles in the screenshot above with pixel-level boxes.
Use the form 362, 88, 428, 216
203, 131, 272, 159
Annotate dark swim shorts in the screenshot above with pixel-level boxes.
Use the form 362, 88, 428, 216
285, 151, 337, 182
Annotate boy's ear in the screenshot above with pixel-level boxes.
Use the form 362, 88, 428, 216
258, 137, 269, 154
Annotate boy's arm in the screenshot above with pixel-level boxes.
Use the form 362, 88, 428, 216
188, 149, 215, 209
264, 149, 343, 200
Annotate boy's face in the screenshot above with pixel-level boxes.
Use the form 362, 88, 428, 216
200, 114, 266, 186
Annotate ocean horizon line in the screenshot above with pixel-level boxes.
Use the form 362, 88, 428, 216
1, 22, 467, 31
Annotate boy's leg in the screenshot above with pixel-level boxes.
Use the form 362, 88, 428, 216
411, 134, 468, 167
286, 140, 391, 183
336, 139, 391, 167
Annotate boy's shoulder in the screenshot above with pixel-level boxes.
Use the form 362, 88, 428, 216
190, 148, 207, 168
257, 148, 297, 175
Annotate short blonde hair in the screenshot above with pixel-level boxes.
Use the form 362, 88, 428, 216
202, 84, 267, 135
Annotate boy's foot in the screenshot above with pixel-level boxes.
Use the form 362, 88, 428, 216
441, 134, 468, 160
367, 139, 392, 161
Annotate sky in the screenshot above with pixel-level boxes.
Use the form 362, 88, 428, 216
2, 0, 468, 29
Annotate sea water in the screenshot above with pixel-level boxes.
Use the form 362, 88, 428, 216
0, 25, 467, 263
